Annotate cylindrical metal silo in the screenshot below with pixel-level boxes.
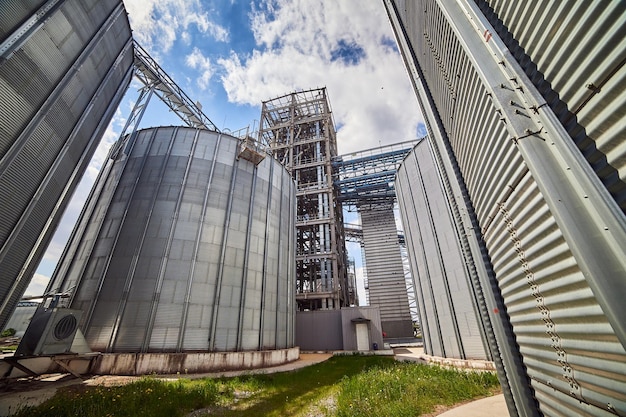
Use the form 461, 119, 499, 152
0, 0, 134, 327
385, 0, 626, 414
396, 140, 490, 360
48, 127, 296, 353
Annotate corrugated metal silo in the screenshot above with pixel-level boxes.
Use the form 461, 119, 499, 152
0, 0, 134, 327
385, 0, 626, 415
48, 127, 296, 353
396, 140, 490, 361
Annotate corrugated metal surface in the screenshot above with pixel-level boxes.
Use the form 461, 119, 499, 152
47, 127, 295, 353
477, 0, 626, 211
0, 0, 133, 328
386, 0, 626, 415
396, 140, 490, 360
0, 0, 52, 45
360, 206, 413, 338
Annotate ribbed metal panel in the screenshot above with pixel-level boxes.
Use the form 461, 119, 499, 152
47, 127, 295, 353
386, 0, 626, 415
0, 0, 133, 328
360, 206, 412, 337
477, 0, 626, 211
396, 140, 489, 360
0, 2, 45, 39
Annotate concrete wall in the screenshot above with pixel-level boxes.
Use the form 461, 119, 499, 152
296, 307, 383, 351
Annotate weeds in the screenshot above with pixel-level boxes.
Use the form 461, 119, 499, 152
11, 356, 500, 417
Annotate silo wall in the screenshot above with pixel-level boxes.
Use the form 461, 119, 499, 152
0, 0, 134, 327
48, 127, 296, 353
385, 0, 626, 415
396, 140, 489, 360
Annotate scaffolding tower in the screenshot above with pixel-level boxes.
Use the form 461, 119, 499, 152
259, 88, 352, 310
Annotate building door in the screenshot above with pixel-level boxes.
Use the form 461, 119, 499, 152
355, 323, 370, 351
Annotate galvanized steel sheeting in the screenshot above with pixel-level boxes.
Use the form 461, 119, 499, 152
386, 0, 626, 415
48, 127, 295, 353
0, 0, 133, 328
478, 0, 626, 210
360, 206, 412, 337
396, 140, 490, 360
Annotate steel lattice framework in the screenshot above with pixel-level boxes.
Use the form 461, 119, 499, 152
132, 41, 219, 132
260, 88, 352, 310
332, 140, 420, 209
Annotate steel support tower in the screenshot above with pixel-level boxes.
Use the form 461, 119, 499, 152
259, 88, 351, 310
334, 140, 419, 337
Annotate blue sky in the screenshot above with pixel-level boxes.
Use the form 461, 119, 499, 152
27, 0, 424, 303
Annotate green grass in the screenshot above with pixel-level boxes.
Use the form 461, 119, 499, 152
12, 378, 221, 417
335, 362, 500, 417
210, 354, 394, 417
12, 355, 500, 417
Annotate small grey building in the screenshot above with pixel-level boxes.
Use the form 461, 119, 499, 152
296, 306, 383, 351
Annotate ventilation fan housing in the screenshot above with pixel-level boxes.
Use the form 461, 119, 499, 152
15, 307, 82, 356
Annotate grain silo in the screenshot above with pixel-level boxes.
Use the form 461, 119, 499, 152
47, 127, 296, 356
385, 0, 626, 415
396, 140, 490, 361
0, 0, 134, 327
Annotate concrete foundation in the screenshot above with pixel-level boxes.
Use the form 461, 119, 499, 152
1, 347, 300, 378
92, 348, 300, 375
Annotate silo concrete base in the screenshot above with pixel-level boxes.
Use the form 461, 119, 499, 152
0, 347, 300, 379
90, 347, 300, 376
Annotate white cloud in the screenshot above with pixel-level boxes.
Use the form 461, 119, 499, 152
124, 0, 229, 53
218, 0, 422, 153
24, 273, 50, 297
185, 47, 214, 90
